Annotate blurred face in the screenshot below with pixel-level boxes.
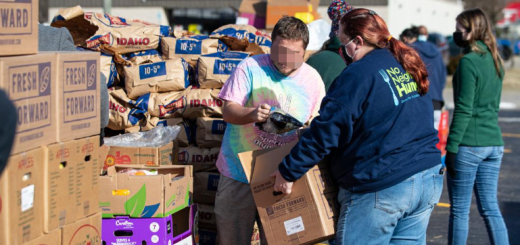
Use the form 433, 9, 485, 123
456, 22, 471, 40
270, 37, 305, 76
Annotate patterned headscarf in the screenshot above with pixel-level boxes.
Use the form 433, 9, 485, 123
328, 0, 354, 38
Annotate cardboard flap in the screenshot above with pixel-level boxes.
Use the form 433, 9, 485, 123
251, 141, 298, 184
238, 147, 276, 183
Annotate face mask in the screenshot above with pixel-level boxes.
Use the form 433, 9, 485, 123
453, 32, 469, 48
340, 39, 357, 65
418, 35, 428, 42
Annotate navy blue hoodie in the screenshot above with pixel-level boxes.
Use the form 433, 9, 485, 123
411, 41, 447, 104
279, 48, 441, 193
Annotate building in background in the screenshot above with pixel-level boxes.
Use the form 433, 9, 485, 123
317, 0, 463, 37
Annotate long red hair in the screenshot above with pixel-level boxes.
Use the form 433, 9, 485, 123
340, 9, 429, 95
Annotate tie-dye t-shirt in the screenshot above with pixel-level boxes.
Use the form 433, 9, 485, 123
217, 54, 326, 183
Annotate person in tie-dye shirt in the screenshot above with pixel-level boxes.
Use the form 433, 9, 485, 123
214, 17, 326, 245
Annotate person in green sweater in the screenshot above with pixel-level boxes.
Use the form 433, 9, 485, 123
306, 0, 352, 92
446, 8, 509, 245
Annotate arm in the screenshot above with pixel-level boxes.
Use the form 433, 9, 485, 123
278, 98, 351, 182
446, 58, 477, 153
222, 101, 270, 125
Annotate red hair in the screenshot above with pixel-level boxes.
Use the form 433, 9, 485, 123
340, 9, 429, 95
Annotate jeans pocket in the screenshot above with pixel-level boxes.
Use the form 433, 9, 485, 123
375, 177, 414, 214
428, 174, 444, 206
464, 146, 484, 155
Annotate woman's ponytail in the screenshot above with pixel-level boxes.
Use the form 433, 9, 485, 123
387, 38, 429, 95
341, 9, 430, 96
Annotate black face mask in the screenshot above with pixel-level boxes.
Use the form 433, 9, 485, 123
339, 45, 353, 65
453, 32, 469, 48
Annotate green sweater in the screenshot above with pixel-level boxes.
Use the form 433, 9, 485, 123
306, 37, 346, 91
447, 41, 504, 153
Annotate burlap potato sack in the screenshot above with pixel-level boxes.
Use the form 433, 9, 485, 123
210, 24, 272, 54
107, 87, 146, 130
51, 6, 171, 55
197, 52, 249, 89
195, 118, 226, 148
161, 35, 228, 61
124, 57, 191, 99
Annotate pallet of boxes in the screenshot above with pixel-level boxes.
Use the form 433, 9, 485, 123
47, 5, 272, 245
0, 2, 103, 245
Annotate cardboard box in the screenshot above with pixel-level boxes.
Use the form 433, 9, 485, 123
99, 165, 193, 218
0, 53, 57, 155
266, 0, 320, 29
239, 142, 339, 245
3, 148, 45, 245
103, 140, 178, 169
61, 213, 101, 245
43, 141, 77, 233
193, 172, 220, 205
101, 205, 198, 245
0, 0, 38, 56
55, 52, 101, 142
23, 229, 60, 245
172, 204, 198, 245
75, 136, 101, 221
238, 0, 267, 29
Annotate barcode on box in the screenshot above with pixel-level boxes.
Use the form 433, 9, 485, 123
284, 216, 305, 236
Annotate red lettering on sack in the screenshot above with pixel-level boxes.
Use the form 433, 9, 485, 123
116, 37, 151, 46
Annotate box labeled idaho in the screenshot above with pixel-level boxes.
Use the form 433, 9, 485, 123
239, 141, 339, 245
61, 213, 101, 245
0, 54, 57, 155
0, 0, 39, 56
99, 165, 193, 218
75, 136, 101, 221
43, 140, 77, 233
55, 52, 101, 142
2, 148, 45, 245
103, 141, 178, 169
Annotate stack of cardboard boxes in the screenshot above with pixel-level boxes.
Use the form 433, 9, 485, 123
0, 2, 103, 245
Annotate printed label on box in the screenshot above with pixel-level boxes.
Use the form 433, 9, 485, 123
284, 216, 305, 236
9, 62, 52, 133
63, 60, 98, 123
265, 195, 308, 220
0, 1, 33, 35
21, 184, 35, 212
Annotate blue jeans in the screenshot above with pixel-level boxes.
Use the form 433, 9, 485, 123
335, 164, 444, 245
447, 146, 509, 245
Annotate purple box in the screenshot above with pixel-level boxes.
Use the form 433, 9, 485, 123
239, 13, 266, 29
103, 205, 198, 245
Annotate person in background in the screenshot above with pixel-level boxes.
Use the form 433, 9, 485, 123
418, 25, 429, 42
401, 26, 447, 129
306, 0, 352, 91
0, 90, 16, 175
271, 8, 442, 244
445, 8, 509, 245
215, 16, 325, 245
39, 24, 109, 145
